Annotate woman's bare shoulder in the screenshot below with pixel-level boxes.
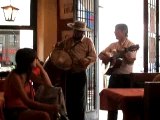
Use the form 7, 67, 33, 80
6, 70, 23, 85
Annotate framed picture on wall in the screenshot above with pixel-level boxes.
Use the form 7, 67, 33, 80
59, 0, 73, 19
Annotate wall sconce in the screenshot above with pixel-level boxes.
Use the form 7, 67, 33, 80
1, 5, 19, 22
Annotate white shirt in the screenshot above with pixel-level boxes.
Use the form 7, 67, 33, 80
100, 39, 137, 74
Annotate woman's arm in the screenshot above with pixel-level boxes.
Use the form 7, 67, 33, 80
31, 60, 52, 87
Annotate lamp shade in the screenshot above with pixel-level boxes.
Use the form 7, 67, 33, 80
1, 5, 19, 21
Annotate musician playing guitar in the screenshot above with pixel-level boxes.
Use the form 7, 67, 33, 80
98, 23, 139, 120
99, 44, 139, 75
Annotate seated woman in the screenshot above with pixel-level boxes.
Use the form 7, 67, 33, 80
4, 48, 60, 120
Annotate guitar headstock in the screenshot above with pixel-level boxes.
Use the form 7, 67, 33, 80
125, 44, 140, 52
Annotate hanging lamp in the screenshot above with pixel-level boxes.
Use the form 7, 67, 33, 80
1, 0, 19, 22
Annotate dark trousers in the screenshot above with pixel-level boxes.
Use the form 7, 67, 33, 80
66, 71, 86, 120
108, 74, 131, 120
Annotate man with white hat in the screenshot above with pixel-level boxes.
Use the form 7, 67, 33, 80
55, 20, 97, 120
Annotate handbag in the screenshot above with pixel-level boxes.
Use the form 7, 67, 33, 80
35, 85, 69, 120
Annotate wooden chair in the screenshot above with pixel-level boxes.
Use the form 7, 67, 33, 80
130, 73, 159, 88
144, 81, 160, 120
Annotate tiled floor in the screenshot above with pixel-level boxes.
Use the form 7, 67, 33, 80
99, 110, 123, 120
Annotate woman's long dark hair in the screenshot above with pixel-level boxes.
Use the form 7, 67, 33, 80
14, 48, 37, 81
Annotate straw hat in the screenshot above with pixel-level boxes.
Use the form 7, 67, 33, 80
67, 21, 92, 31
50, 49, 72, 70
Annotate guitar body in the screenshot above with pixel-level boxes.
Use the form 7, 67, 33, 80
105, 58, 122, 75
102, 44, 140, 75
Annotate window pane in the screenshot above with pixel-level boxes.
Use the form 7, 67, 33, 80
0, 29, 33, 72
0, 0, 30, 26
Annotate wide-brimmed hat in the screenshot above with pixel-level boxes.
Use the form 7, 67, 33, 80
67, 21, 92, 31
50, 49, 72, 70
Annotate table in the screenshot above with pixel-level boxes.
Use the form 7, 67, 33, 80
100, 88, 144, 120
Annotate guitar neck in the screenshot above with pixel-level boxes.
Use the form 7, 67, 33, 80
114, 45, 139, 59
113, 50, 125, 59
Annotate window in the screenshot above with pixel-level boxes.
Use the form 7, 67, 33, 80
0, 0, 37, 72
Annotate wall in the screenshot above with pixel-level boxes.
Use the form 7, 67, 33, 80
37, 0, 57, 61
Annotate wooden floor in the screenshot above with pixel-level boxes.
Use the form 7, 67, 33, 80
99, 110, 123, 120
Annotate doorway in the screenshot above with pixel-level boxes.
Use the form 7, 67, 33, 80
98, 0, 143, 119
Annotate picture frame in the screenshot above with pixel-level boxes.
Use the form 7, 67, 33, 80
59, 0, 73, 19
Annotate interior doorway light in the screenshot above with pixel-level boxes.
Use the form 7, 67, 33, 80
1, 0, 19, 22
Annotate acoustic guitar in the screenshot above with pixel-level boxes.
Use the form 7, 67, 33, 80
101, 44, 140, 75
